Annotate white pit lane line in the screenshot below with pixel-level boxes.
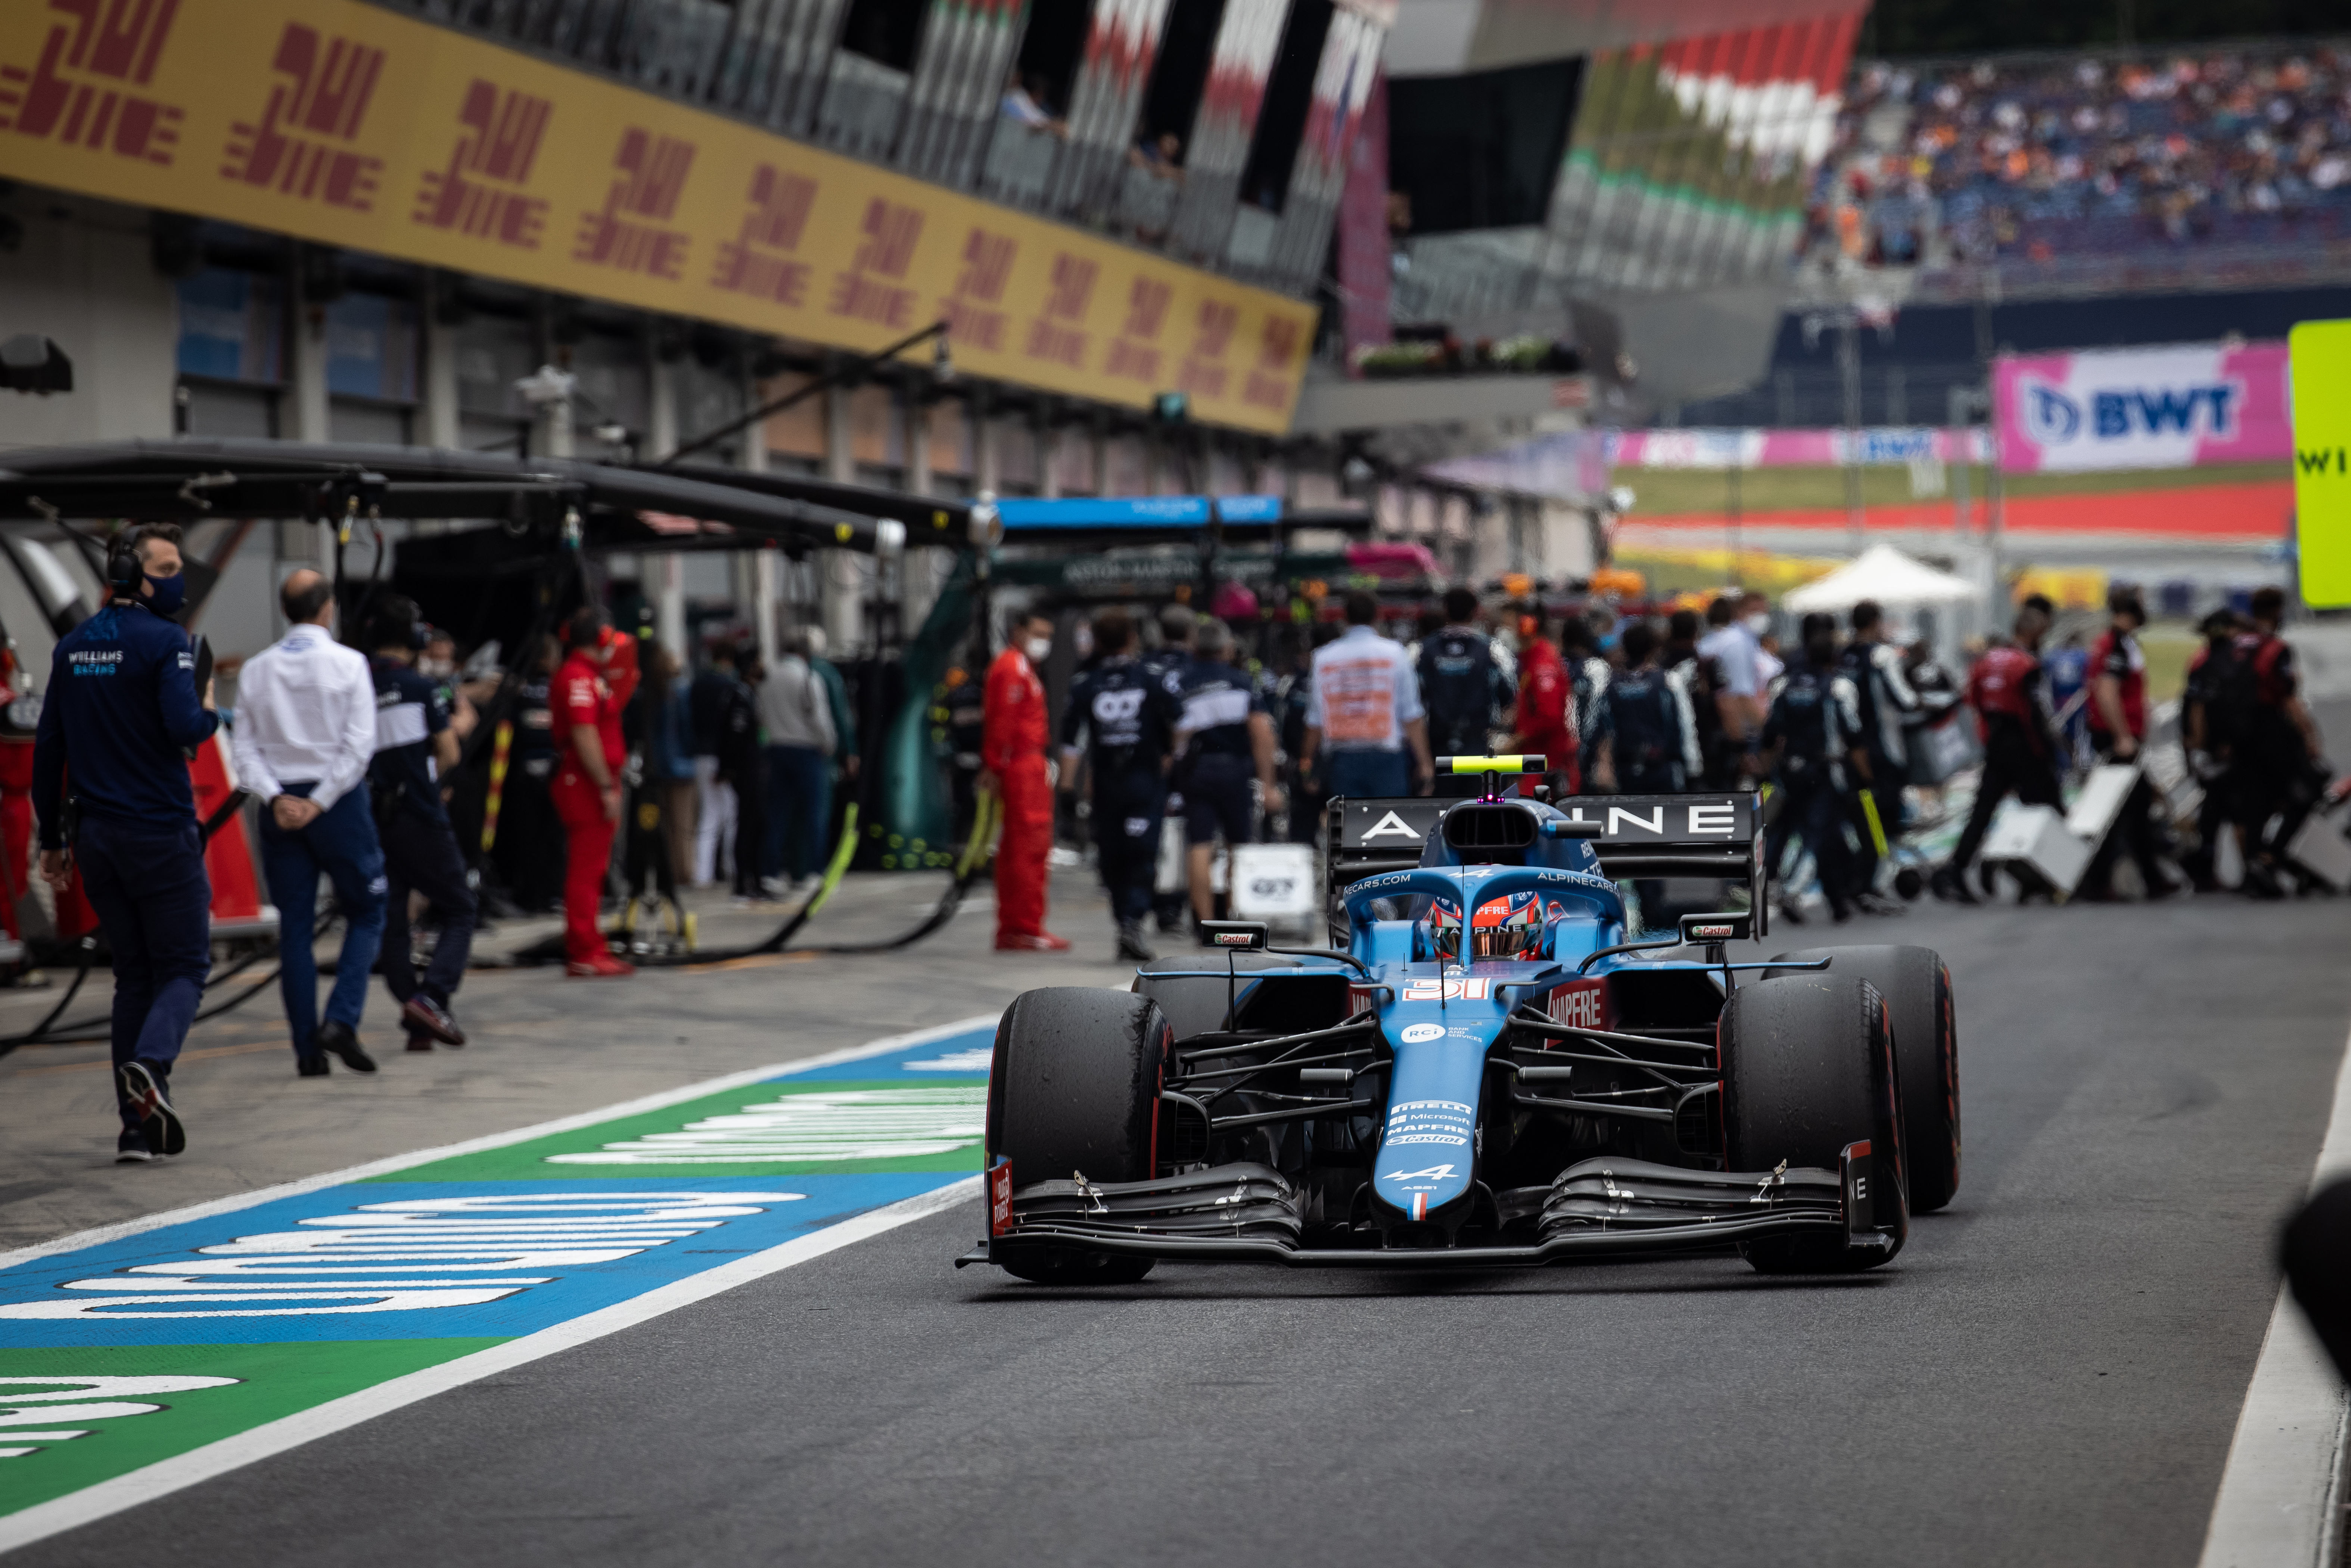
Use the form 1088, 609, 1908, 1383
0, 1015, 997, 1557
2197, 1020, 2351, 1568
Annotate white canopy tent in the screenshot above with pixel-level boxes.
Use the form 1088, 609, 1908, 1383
1782, 544, 1985, 663
1784, 544, 1978, 611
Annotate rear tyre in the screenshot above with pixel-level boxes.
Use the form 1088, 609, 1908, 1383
986, 988, 1170, 1285
1773, 945, 1960, 1213
1722, 974, 1907, 1273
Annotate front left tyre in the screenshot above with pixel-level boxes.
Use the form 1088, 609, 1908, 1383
1721, 973, 1908, 1273
985, 987, 1172, 1285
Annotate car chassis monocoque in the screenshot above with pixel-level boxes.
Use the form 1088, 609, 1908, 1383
960, 759, 1961, 1282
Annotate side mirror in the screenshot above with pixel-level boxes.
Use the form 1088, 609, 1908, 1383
1198, 921, 1268, 951
1542, 819, 1605, 839
1679, 911, 1752, 943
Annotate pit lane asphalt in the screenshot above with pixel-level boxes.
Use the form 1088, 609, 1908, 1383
16, 889, 2348, 1568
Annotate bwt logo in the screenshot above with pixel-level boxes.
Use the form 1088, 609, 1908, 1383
2022, 380, 2242, 445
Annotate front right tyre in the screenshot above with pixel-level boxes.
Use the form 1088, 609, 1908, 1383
985, 987, 1172, 1285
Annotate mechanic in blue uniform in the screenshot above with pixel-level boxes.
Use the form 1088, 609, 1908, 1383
367, 594, 476, 1051
1841, 598, 1920, 912
1060, 607, 1182, 962
1593, 622, 1701, 794
1141, 605, 1196, 934
1171, 618, 1284, 940
33, 523, 217, 1163
1762, 613, 1868, 925
1415, 585, 1516, 764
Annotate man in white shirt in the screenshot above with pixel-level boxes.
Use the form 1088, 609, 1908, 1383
233, 570, 386, 1076
1697, 591, 1771, 777
755, 631, 837, 893
1302, 591, 1431, 799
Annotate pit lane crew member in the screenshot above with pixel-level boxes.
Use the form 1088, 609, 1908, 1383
1304, 591, 1431, 802
1842, 599, 1920, 910
366, 595, 476, 1050
1762, 613, 1868, 925
236, 569, 386, 1076
1416, 586, 1515, 760
1941, 597, 2064, 903
33, 524, 217, 1160
2179, 609, 2242, 889
1171, 618, 1284, 937
1508, 610, 1576, 797
551, 606, 637, 977
1592, 622, 1701, 794
983, 610, 1068, 952
1060, 608, 1183, 962
2226, 585, 2328, 896
1142, 605, 1197, 933
1698, 592, 1771, 780
2079, 585, 2181, 901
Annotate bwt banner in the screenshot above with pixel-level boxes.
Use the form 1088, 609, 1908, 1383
0, 0, 1312, 433
1994, 343, 2292, 473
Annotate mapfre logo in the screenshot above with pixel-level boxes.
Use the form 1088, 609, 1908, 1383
1548, 980, 1608, 1031
0, 0, 186, 167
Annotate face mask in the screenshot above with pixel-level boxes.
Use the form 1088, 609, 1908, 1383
1744, 613, 1770, 634
143, 572, 186, 618
418, 656, 455, 679
1024, 637, 1052, 663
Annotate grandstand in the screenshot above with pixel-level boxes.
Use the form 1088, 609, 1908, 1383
1807, 37, 2351, 299
1657, 32, 2351, 430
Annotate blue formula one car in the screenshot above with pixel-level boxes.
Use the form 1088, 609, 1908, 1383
959, 757, 1960, 1284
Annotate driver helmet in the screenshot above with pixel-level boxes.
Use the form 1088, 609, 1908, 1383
1422, 890, 1551, 961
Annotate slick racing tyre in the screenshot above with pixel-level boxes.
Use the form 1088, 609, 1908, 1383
1722, 973, 1908, 1274
986, 987, 1171, 1285
1774, 946, 1960, 1213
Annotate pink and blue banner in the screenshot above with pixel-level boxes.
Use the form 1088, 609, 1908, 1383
1607, 427, 1994, 470
1993, 342, 2293, 473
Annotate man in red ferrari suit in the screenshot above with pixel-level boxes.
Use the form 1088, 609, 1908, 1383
983, 611, 1068, 952
550, 607, 638, 977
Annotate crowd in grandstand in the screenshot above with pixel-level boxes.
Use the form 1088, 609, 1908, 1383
1808, 39, 2351, 269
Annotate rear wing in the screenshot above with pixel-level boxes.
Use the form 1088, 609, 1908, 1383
1324, 793, 1768, 940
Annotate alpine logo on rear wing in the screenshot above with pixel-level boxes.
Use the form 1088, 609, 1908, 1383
1334, 799, 1446, 852
1552, 796, 1758, 846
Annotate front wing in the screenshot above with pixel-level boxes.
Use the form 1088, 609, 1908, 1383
955, 1147, 1889, 1271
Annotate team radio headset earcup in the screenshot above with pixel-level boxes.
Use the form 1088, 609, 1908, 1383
107, 546, 143, 600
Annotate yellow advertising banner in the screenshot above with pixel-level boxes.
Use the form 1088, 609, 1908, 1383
0, 0, 1314, 433
2291, 320, 2351, 608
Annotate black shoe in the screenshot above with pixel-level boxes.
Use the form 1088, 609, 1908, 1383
313, 1021, 377, 1074
402, 995, 465, 1046
405, 1033, 435, 1053
115, 1060, 184, 1157
1855, 892, 1908, 917
115, 1128, 154, 1164
1116, 921, 1156, 962
297, 1054, 332, 1077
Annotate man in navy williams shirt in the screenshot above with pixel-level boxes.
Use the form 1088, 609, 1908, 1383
33, 523, 218, 1163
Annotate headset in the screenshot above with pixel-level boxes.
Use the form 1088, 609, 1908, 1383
106, 541, 142, 600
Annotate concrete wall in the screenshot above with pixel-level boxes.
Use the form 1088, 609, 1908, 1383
0, 197, 176, 452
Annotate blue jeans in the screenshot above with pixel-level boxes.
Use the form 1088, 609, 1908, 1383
258, 783, 386, 1059
1322, 748, 1411, 800
76, 812, 212, 1131
762, 744, 830, 882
